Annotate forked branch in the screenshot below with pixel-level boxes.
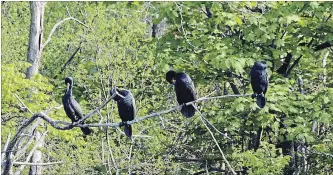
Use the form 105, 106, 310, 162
2, 93, 251, 175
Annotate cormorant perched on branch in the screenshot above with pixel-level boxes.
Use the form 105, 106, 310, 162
250, 61, 268, 108
110, 88, 136, 137
62, 77, 92, 135
166, 70, 196, 118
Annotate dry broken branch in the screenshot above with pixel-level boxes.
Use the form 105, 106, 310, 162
12, 161, 63, 166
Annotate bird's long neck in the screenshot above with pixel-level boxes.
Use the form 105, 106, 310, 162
113, 93, 122, 101
66, 85, 73, 96
113, 89, 127, 101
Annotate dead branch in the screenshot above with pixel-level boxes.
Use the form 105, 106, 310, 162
194, 106, 236, 175
14, 94, 33, 114
79, 94, 252, 128
42, 17, 90, 48
13, 131, 48, 175
2, 93, 250, 175
12, 161, 63, 166
1, 133, 11, 163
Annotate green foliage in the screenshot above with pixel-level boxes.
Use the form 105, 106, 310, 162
232, 142, 290, 175
2, 1, 333, 174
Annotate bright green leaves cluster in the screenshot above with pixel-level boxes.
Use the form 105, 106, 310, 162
1, 62, 55, 148
1, 62, 54, 114
1, 2, 30, 64
232, 142, 290, 175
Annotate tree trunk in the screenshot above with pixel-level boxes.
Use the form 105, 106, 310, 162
322, 51, 329, 88
26, 1, 45, 79
26, 2, 46, 175
29, 132, 45, 175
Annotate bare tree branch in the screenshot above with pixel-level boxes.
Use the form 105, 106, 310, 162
14, 94, 34, 115
79, 94, 252, 128
13, 132, 35, 162
54, 42, 82, 79
314, 42, 332, 51
13, 161, 63, 166
2, 92, 250, 175
14, 131, 48, 175
286, 55, 303, 77
1, 133, 11, 163
2, 90, 125, 175
42, 17, 90, 48
201, 116, 231, 140
115, 127, 152, 138
193, 106, 236, 175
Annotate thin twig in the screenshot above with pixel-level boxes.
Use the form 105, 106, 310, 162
13, 94, 33, 114
193, 106, 236, 175
13, 132, 35, 162
300, 144, 333, 158
13, 131, 48, 175
201, 116, 231, 140
128, 140, 133, 174
13, 161, 63, 166
115, 128, 152, 138
2, 108, 54, 175
13, 118, 42, 161
174, 2, 197, 49
42, 17, 90, 48
206, 160, 209, 175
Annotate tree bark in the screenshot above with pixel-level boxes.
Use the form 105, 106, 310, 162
26, 2, 46, 175
322, 51, 329, 87
26, 2, 45, 79
29, 132, 45, 175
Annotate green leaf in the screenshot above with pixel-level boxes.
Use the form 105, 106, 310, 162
310, 2, 319, 9
275, 39, 285, 47
172, 10, 179, 17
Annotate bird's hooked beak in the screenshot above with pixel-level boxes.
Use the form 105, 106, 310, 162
171, 79, 176, 85
66, 83, 70, 91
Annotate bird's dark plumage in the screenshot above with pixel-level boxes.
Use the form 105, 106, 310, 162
250, 61, 268, 108
110, 88, 136, 137
62, 77, 92, 135
166, 70, 196, 118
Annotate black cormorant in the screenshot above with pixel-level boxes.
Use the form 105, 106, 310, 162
250, 61, 268, 108
166, 70, 196, 118
62, 77, 92, 135
110, 88, 136, 137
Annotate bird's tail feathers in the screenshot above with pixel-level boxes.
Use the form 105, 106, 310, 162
256, 94, 266, 108
181, 104, 196, 118
124, 124, 132, 138
80, 126, 92, 135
